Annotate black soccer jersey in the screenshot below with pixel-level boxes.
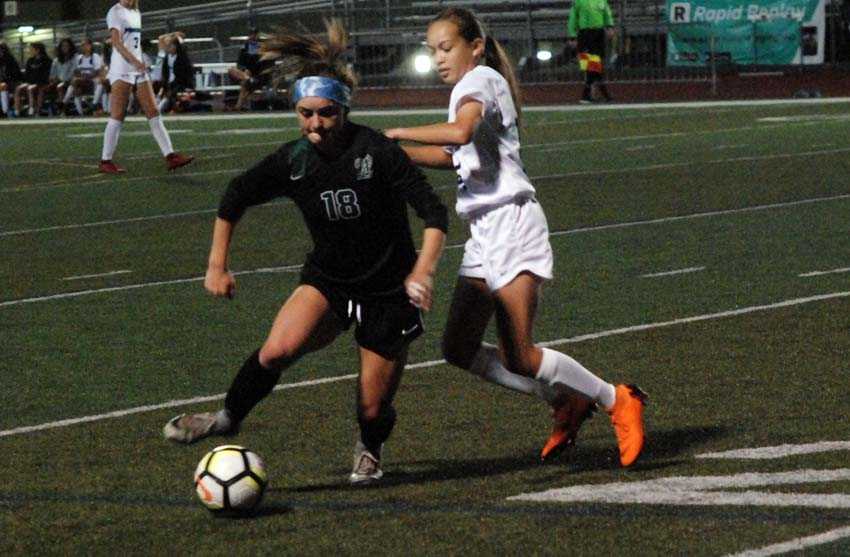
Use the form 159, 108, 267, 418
218, 122, 448, 296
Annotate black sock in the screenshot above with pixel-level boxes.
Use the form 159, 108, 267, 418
582, 81, 592, 100
358, 405, 397, 457
224, 349, 281, 425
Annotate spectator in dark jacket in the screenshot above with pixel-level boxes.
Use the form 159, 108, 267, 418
15, 42, 52, 117
227, 28, 272, 110
159, 35, 194, 112
0, 42, 23, 116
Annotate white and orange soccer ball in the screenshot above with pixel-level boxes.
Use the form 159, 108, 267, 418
194, 445, 268, 515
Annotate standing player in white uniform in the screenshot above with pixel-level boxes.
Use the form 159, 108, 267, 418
385, 7, 647, 467
99, 0, 193, 174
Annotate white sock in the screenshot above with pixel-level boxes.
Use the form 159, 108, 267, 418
148, 115, 174, 156
157, 97, 168, 113
102, 93, 109, 111
536, 348, 616, 409
63, 86, 75, 103
74, 97, 84, 115
101, 117, 122, 161
470, 344, 556, 403
0, 91, 8, 114
93, 84, 103, 105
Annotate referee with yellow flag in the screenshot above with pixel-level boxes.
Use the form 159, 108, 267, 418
568, 0, 615, 103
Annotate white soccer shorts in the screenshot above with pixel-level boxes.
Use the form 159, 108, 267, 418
459, 196, 554, 292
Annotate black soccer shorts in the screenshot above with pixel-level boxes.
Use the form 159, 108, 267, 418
300, 267, 423, 359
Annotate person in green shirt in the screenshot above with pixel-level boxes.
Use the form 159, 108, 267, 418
567, 0, 615, 103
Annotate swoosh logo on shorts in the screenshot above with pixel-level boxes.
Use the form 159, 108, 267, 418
401, 324, 420, 336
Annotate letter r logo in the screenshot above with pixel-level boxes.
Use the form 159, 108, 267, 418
670, 2, 691, 22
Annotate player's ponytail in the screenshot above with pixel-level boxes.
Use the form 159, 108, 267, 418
261, 18, 357, 96
483, 35, 522, 124
430, 8, 522, 125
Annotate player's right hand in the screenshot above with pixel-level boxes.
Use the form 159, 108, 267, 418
205, 267, 236, 299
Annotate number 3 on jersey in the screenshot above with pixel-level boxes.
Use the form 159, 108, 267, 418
320, 189, 361, 221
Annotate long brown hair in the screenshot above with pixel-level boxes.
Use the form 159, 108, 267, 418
261, 19, 356, 98
430, 8, 522, 124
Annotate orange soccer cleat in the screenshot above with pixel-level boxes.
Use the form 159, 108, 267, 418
165, 152, 194, 171
608, 384, 648, 467
540, 391, 597, 462
98, 160, 126, 174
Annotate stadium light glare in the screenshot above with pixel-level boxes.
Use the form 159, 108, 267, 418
413, 54, 431, 74
536, 50, 552, 62
17, 26, 35, 34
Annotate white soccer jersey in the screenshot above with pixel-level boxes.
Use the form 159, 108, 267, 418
447, 65, 535, 219
75, 52, 103, 78
106, 3, 143, 80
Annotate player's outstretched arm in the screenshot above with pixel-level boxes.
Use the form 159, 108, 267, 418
400, 145, 453, 169
385, 100, 482, 147
205, 217, 237, 299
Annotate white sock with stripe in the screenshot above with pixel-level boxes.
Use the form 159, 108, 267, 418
63, 86, 75, 104
469, 343, 556, 403
536, 348, 616, 409
148, 115, 173, 156
102, 93, 109, 111
74, 97, 84, 115
93, 83, 103, 105
1, 91, 8, 114
101, 118, 122, 161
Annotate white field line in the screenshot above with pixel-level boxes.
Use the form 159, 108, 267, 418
1, 97, 848, 128
61, 270, 132, 281
0, 139, 284, 167
799, 267, 850, 277
725, 525, 850, 557
3, 174, 850, 240
641, 266, 706, 278
1, 289, 848, 438
0, 167, 243, 194
713, 143, 750, 150
0, 263, 303, 308
67, 129, 194, 139
507, 468, 850, 508
549, 193, 850, 238
697, 440, 850, 460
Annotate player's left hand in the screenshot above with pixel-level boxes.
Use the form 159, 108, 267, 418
405, 273, 434, 311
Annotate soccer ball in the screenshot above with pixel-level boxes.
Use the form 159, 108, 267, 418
194, 445, 268, 515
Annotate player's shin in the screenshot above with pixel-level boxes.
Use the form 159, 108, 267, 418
223, 349, 283, 425
470, 343, 556, 403
535, 347, 616, 409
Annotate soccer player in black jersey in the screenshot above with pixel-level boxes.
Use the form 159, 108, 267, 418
164, 20, 448, 486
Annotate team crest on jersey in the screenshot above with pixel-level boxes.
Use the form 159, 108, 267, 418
354, 154, 373, 180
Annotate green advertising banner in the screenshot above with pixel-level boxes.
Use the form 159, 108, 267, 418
666, 0, 825, 66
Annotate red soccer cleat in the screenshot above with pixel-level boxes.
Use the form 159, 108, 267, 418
98, 160, 126, 174
540, 391, 597, 461
165, 152, 194, 171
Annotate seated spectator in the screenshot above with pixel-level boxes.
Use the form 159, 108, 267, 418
68, 38, 105, 116
227, 27, 272, 111
14, 42, 52, 117
159, 33, 194, 113
0, 42, 23, 117
50, 38, 78, 115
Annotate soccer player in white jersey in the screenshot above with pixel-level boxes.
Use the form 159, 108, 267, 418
99, 0, 193, 174
67, 38, 104, 116
385, 7, 647, 467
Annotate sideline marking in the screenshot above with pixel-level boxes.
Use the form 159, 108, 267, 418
725, 524, 850, 557
799, 267, 850, 277
0, 167, 243, 194
67, 129, 193, 139
4, 182, 849, 240
1, 97, 848, 127
641, 266, 705, 278
1, 290, 848, 437
61, 270, 132, 281
697, 440, 850, 460
507, 468, 850, 509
